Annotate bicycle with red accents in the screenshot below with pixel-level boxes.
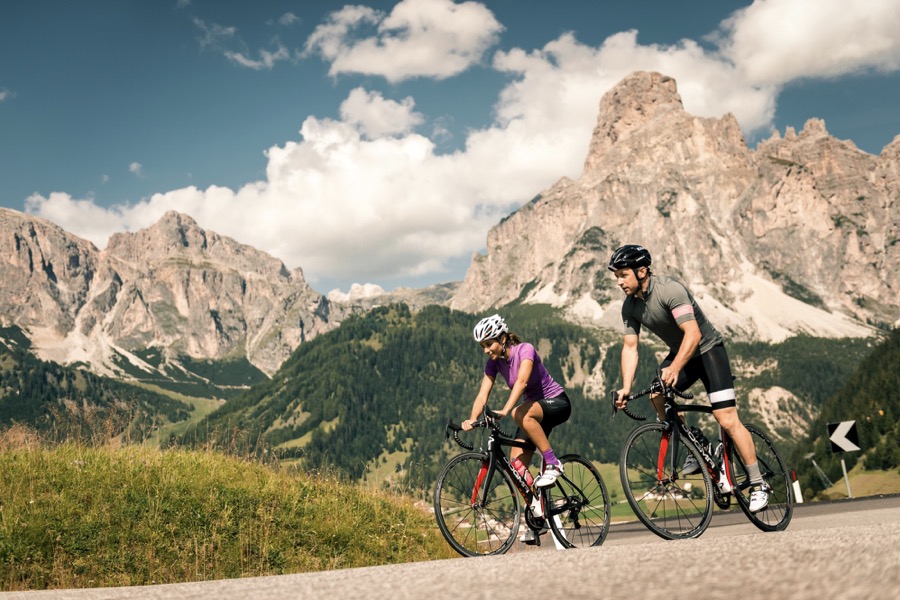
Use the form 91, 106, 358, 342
434, 406, 610, 556
613, 375, 793, 540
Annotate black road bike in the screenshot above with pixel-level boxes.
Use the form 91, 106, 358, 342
613, 376, 793, 540
434, 407, 610, 556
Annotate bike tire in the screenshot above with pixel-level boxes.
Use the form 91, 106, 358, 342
727, 424, 793, 532
433, 452, 520, 557
620, 422, 713, 540
544, 454, 610, 548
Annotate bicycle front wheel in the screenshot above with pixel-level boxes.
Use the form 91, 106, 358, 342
544, 454, 610, 548
727, 424, 793, 532
620, 422, 713, 540
433, 452, 520, 557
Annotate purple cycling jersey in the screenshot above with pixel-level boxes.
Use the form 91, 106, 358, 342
485, 342, 565, 401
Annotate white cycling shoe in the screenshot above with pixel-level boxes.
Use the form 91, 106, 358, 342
534, 463, 564, 488
748, 482, 771, 513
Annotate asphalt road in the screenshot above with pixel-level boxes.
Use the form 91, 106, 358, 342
5, 495, 899, 600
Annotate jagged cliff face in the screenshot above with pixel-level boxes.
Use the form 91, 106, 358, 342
0, 211, 99, 335
0, 210, 348, 376
451, 71, 897, 340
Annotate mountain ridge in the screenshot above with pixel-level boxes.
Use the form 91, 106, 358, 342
0, 71, 895, 387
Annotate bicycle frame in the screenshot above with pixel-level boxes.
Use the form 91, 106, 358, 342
445, 413, 540, 510
660, 400, 735, 492
476, 432, 538, 508
613, 379, 735, 491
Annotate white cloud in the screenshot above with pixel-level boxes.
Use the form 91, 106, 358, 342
0, 88, 12, 102
225, 44, 289, 70
304, 0, 503, 82
278, 12, 300, 27
193, 18, 289, 70
340, 87, 424, 138
25, 0, 900, 292
719, 0, 900, 86
193, 18, 236, 50
25, 193, 131, 248
128, 162, 143, 176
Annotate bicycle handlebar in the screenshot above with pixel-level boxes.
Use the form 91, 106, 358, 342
610, 377, 694, 421
444, 406, 517, 450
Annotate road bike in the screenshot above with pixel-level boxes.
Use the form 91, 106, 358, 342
613, 375, 793, 540
434, 407, 610, 556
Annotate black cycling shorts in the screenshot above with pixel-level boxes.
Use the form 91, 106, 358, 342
660, 343, 737, 410
514, 392, 572, 440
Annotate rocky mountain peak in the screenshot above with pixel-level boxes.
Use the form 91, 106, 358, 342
452, 71, 896, 340
583, 71, 686, 174
0, 209, 349, 378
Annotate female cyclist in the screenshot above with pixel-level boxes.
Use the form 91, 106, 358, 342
461, 314, 572, 488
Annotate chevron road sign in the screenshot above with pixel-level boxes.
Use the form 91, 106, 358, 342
828, 421, 861, 453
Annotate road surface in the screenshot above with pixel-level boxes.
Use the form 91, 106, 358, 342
5, 494, 898, 600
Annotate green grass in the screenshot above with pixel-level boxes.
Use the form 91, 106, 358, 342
814, 460, 900, 501
0, 430, 457, 591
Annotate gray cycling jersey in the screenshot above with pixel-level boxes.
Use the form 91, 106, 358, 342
621, 274, 723, 355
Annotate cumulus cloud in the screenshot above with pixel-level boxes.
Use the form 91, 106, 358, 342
719, 0, 900, 86
25, 193, 132, 248
340, 87, 424, 138
304, 0, 503, 82
25, 0, 900, 292
128, 162, 143, 176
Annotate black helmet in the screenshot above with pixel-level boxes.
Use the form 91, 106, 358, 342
608, 245, 651, 271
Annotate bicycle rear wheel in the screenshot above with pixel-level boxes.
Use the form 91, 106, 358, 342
544, 454, 610, 548
433, 452, 520, 557
727, 424, 793, 532
620, 422, 713, 540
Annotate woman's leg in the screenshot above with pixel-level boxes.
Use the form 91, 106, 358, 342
512, 400, 549, 453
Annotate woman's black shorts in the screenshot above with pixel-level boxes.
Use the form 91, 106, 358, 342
514, 392, 571, 440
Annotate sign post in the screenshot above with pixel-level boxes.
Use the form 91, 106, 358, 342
827, 420, 861, 498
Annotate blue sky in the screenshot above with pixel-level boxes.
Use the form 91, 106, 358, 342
1, 0, 899, 296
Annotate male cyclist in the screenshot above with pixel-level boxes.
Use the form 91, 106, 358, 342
608, 244, 769, 512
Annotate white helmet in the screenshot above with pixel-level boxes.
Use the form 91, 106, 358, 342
473, 314, 508, 343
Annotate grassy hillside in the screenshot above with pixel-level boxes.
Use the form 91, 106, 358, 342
176, 303, 881, 500
0, 430, 455, 591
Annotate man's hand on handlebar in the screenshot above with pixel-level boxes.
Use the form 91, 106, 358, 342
659, 365, 680, 387
614, 389, 630, 409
